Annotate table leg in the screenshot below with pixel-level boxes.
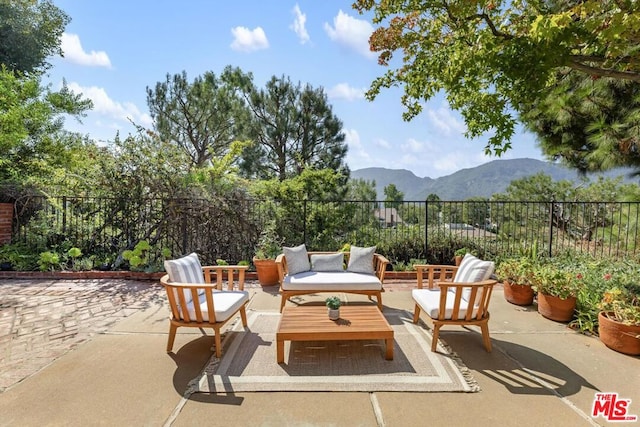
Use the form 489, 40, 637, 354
385, 338, 394, 360
277, 338, 284, 363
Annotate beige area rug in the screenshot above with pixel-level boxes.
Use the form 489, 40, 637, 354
194, 309, 480, 393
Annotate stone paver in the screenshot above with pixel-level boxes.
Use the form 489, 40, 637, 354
0, 278, 265, 393
0, 278, 407, 393
0, 279, 159, 391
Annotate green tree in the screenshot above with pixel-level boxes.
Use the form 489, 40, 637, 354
250, 169, 355, 249
0, 68, 92, 185
146, 68, 251, 168
347, 178, 377, 201
353, 0, 640, 155
520, 71, 640, 173
0, 0, 69, 74
383, 183, 404, 208
238, 74, 349, 181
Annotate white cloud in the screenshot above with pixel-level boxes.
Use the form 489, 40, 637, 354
426, 107, 466, 136
230, 26, 269, 52
66, 82, 152, 128
401, 138, 426, 154
290, 4, 309, 44
61, 33, 111, 68
344, 128, 372, 164
327, 83, 365, 101
324, 10, 375, 59
375, 138, 391, 149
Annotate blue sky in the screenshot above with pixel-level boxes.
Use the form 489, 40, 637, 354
46, 0, 545, 178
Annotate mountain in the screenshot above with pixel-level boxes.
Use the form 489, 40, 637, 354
351, 158, 636, 200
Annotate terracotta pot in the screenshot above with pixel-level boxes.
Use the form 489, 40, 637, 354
598, 312, 640, 356
253, 258, 279, 286
502, 281, 534, 306
537, 293, 576, 322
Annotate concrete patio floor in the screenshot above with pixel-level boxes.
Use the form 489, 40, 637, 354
0, 278, 638, 427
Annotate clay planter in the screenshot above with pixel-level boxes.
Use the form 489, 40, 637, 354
252, 257, 279, 286
598, 312, 640, 356
502, 281, 534, 306
537, 293, 576, 322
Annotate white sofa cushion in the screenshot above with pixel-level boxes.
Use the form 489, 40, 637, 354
347, 245, 376, 274
284, 244, 310, 275
412, 288, 478, 319
310, 253, 344, 272
182, 290, 249, 322
282, 271, 382, 291
454, 254, 494, 301
164, 253, 205, 304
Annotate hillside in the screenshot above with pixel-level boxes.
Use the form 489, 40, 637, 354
351, 158, 635, 200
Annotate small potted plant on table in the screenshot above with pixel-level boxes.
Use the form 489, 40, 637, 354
326, 296, 341, 320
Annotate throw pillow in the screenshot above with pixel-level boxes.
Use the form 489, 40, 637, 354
454, 253, 494, 283
283, 244, 310, 275
164, 252, 205, 304
310, 253, 345, 272
454, 253, 495, 302
347, 245, 376, 274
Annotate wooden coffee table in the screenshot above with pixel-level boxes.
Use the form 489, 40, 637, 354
276, 305, 394, 364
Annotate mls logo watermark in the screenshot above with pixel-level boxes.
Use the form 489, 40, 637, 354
592, 392, 638, 422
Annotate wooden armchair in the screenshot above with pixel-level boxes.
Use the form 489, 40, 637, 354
413, 257, 496, 352
161, 253, 249, 358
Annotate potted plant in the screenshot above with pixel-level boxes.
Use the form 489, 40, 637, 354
252, 221, 281, 286
495, 257, 535, 306
598, 286, 640, 355
325, 296, 341, 320
531, 263, 578, 322
453, 247, 474, 266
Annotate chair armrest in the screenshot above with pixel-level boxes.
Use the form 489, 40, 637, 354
414, 264, 459, 289
373, 253, 390, 283
275, 253, 287, 284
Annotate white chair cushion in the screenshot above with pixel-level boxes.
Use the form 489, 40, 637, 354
284, 244, 310, 275
412, 288, 478, 320
310, 253, 344, 272
282, 271, 381, 291
454, 254, 494, 301
164, 253, 205, 304
182, 290, 249, 322
347, 245, 376, 274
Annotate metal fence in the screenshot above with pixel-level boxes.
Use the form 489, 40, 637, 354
8, 196, 640, 268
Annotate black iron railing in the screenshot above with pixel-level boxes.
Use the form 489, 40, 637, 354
8, 196, 640, 267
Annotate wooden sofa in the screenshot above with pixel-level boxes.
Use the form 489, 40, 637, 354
275, 251, 389, 312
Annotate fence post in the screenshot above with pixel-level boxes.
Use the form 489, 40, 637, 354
62, 196, 67, 235
548, 200, 554, 258
182, 202, 188, 253
425, 200, 429, 257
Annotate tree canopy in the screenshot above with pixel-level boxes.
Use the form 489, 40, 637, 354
519, 70, 640, 173
0, 0, 69, 74
0, 67, 92, 186
236, 74, 349, 181
145, 68, 250, 169
353, 0, 640, 157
